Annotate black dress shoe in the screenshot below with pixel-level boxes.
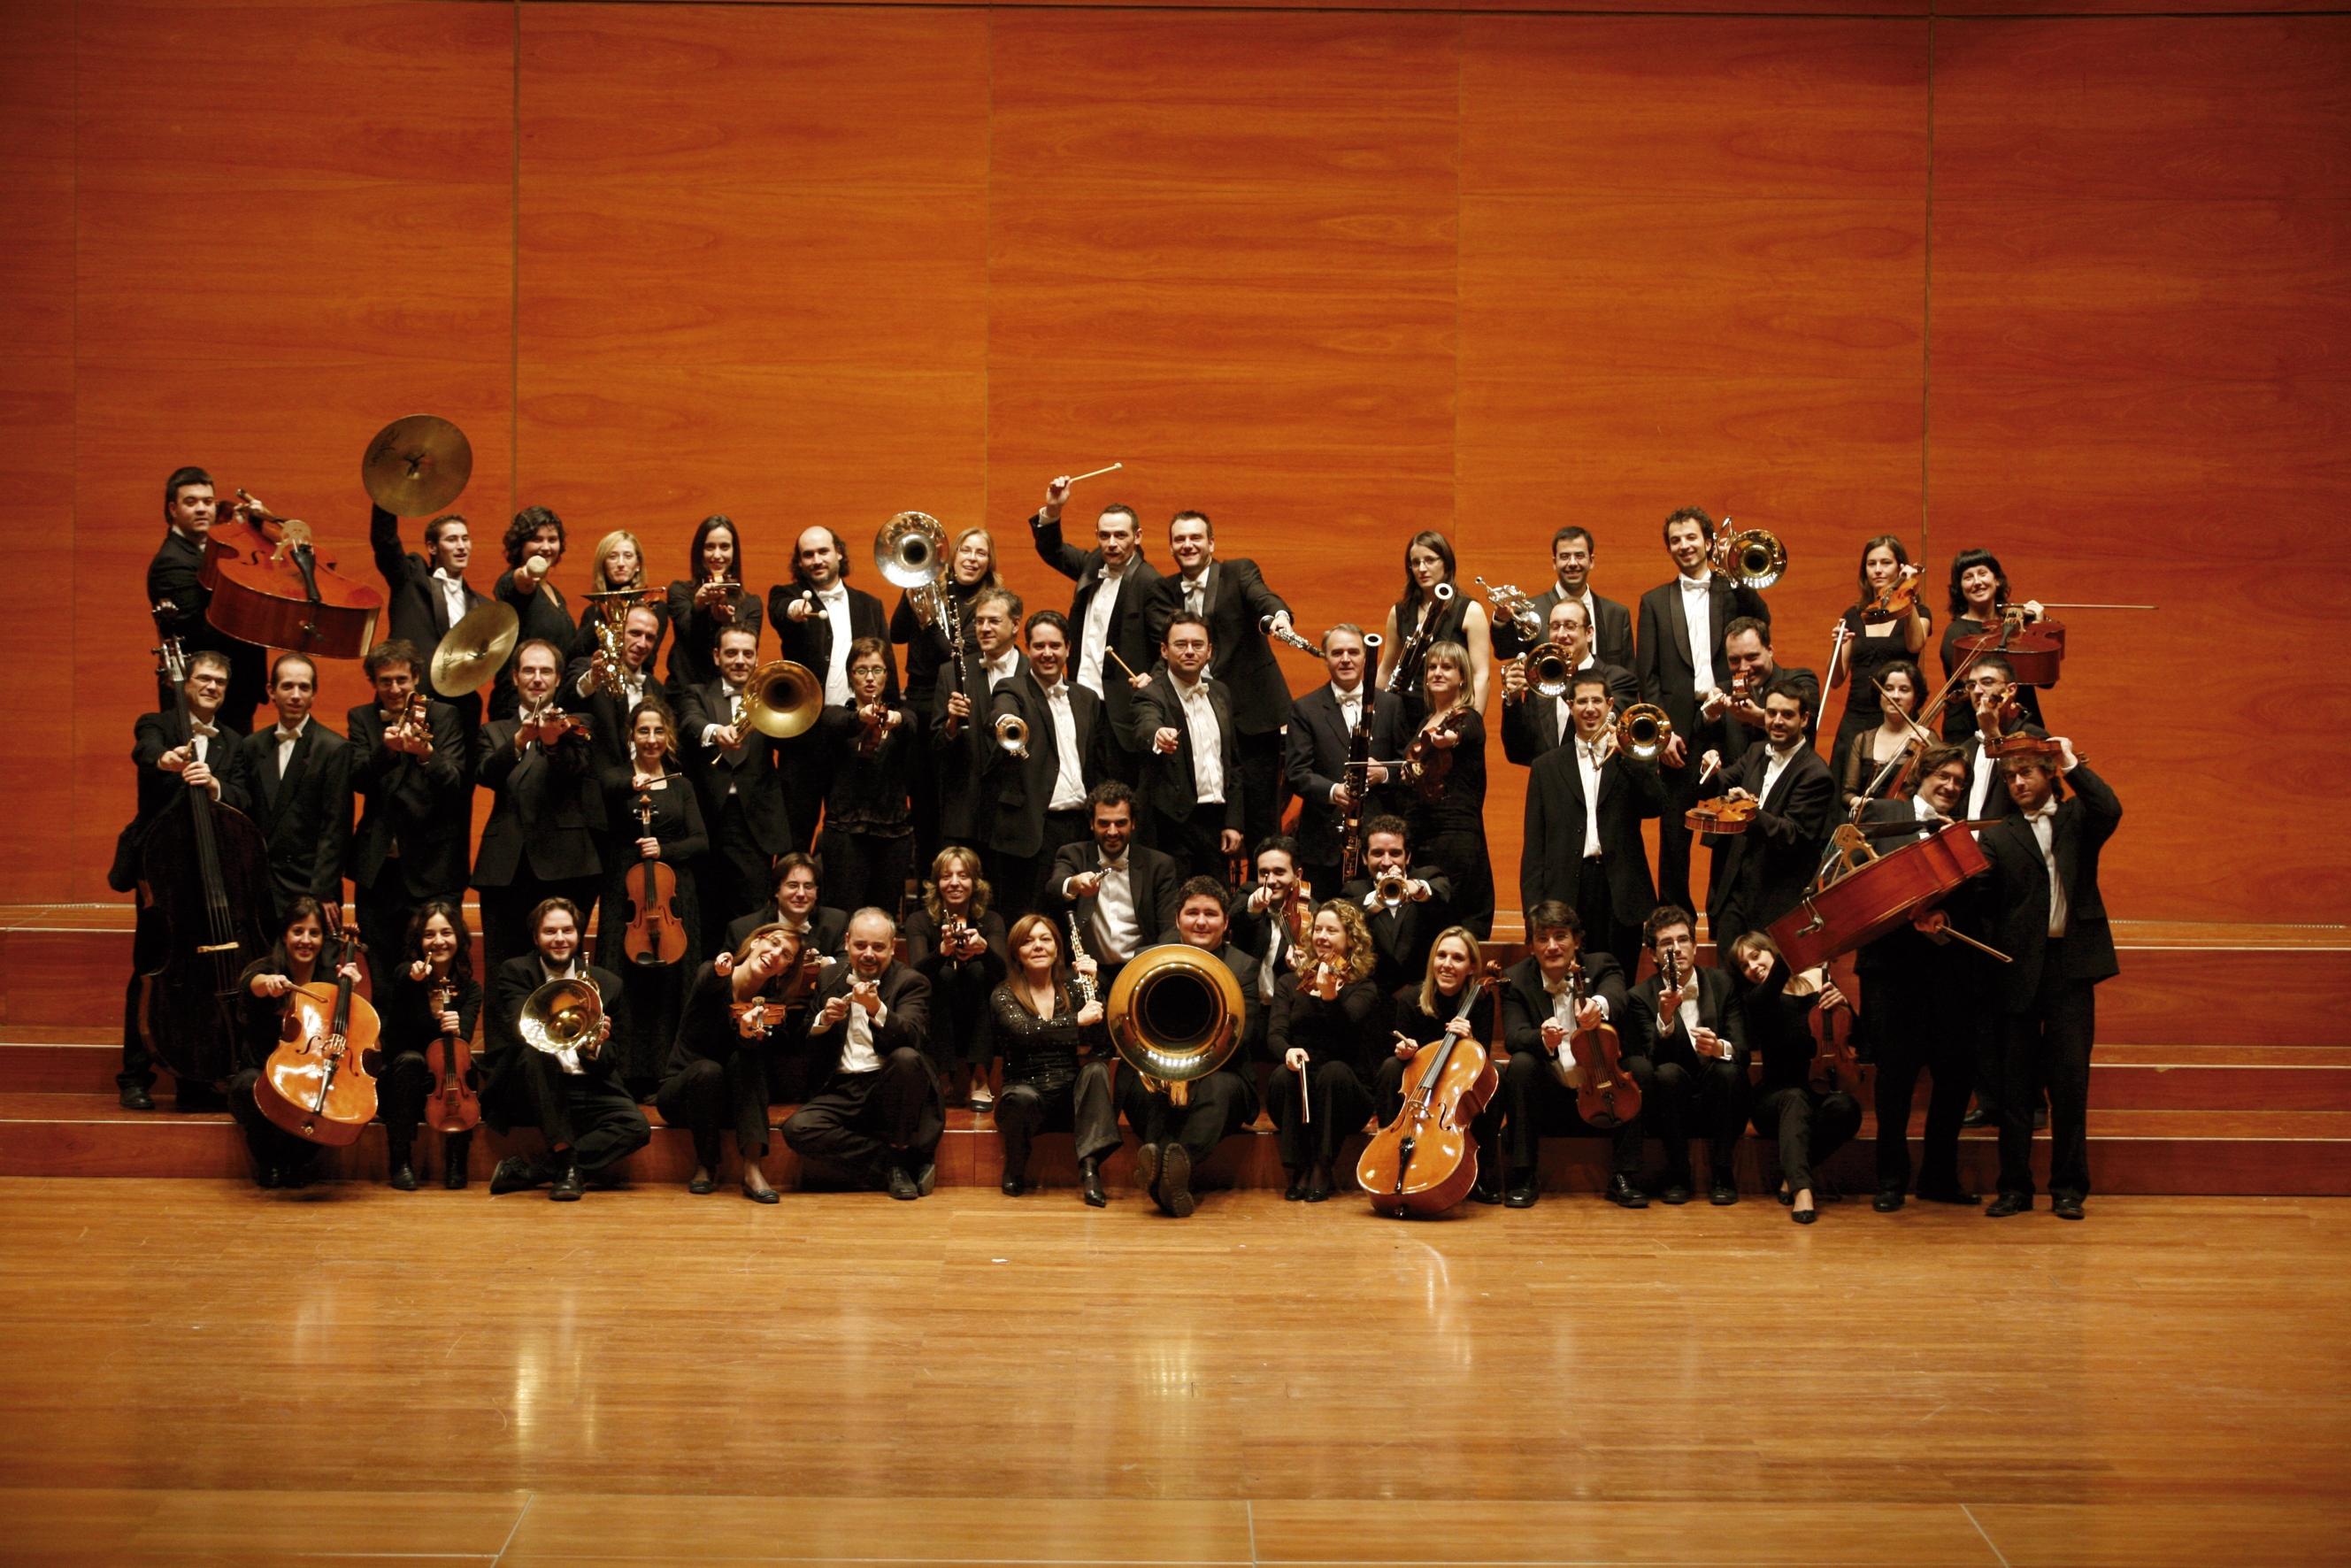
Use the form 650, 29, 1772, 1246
1283, 1169, 1308, 1201
1133, 1142, 1161, 1199
1504, 1183, 1539, 1209
887, 1164, 919, 1201
2052, 1194, 2085, 1220
488, 1156, 542, 1195
1157, 1144, 1195, 1218
915, 1161, 937, 1197
1303, 1166, 1333, 1203
1709, 1181, 1739, 1207
1985, 1191, 2030, 1218
549, 1163, 586, 1202
1916, 1183, 1979, 1205
118, 1085, 154, 1111
388, 1162, 419, 1193
281, 1162, 315, 1190
1659, 1181, 1692, 1206
443, 1134, 471, 1189
1872, 1188, 1907, 1213
1793, 1206, 1818, 1226
1605, 1174, 1648, 1210
1960, 1105, 1994, 1129
688, 1172, 716, 1195
1079, 1156, 1107, 1208
1469, 1179, 1503, 1206
1001, 1174, 1025, 1196
1776, 1182, 1794, 1207
741, 1180, 780, 1205
254, 1164, 280, 1190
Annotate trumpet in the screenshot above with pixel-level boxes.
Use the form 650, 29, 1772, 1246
992, 711, 1030, 758
1259, 614, 1323, 657
1473, 575, 1544, 643
701, 567, 741, 623
1615, 703, 1672, 760
1520, 641, 1574, 702
1709, 519, 1786, 591
1375, 872, 1410, 911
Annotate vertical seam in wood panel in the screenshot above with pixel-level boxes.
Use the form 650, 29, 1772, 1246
1922, 9, 1935, 557
511, 0, 523, 521
984, 9, 995, 528
1452, 12, 1464, 536
70, 0, 83, 903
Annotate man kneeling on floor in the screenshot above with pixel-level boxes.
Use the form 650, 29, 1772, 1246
782, 908, 942, 1200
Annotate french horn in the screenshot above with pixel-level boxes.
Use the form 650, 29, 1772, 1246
519, 977, 604, 1058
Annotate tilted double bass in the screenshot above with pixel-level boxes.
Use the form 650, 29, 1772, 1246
200, 489, 382, 659
1357, 962, 1502, 1218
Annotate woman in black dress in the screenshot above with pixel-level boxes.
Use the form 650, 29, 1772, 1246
664, 514, 762, 698
903, 844, 1008, 1109
658, 923, 805, 1203
1373, 529, 1493, 710
1377, 926, 1506, 1205
595, 699, 708, 1101
816, 636, 917, 917
1826, 534, 1931, 765
568, 527, 668, 682
1835, 658, 1926, 813
227, 896, 363, 1189
1725, 931, 1863, 1225
376, 898, 483, 1191
1402, 641, 1494, 939
988, 913, 1120, 1203
892, 526, 999, 864
1940, 547, 2048, 741
1268, 900, 1386, 1202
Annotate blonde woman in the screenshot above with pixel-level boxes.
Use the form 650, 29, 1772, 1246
1267, 900, 1384, 1202
1402, 640, 1494, 938
903, 844, 1007, 1109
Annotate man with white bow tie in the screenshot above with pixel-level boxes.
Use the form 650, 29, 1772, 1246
1699, 678, 1833, 954
234, 653, 352, 924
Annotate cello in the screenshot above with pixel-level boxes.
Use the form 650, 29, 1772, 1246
622, 790, 688, 966
1556, 957, 1641, 1129
200, 488, 382, 659
134, 640, 274, 1091
1357, 958, 1501, 1218
256, 917, 381, 1147
422, 974, 481, 1136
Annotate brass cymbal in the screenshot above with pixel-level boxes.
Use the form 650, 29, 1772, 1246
429, 600, 519, 697
362, 414, 473, 516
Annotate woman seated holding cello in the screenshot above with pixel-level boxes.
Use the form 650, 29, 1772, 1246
658, 922, 807, 1203
1493, 901, 1648, 1211
1267, 900, 1384, 1203
228, 897, 364, 1190
1372, 926, 1504, 1209
378, 899, 483, 1192
1725, 931, 1863, 1226
987, 913, 1119, 1203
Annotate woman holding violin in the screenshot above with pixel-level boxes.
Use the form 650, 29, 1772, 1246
1826, 535, 1931, 765
595, 699, 708, 1102
1940, 548, 2048, 741
1836, 657, 1927, 813
1401, 641, 1494, 940
903, 845, 1008, 1110
1726, 932, 1864, 1226
1373, 531, 1493, 709
228, 896, 363, 1189
1373, 926, 1505, 1207
1268, 900, 1385, 1202
987, 914, 1119, 1202
377, 899, 483, 1191
665, 515, 762, 696
658, 923, 807, 1203
816, 637, 917, 918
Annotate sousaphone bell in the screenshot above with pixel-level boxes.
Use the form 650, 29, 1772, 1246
1106, 942, 1243, 1107
519, 977, 604, 1058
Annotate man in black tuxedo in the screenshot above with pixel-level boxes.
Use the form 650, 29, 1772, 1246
1525, 525, 1635, 669
1500, 598, 1638, 767
1955, 655, 2039, 826
346, 641, 470, 987
982, 611, 1108, 921
1141, 511, 1298, 845
1118, 877, 1263, 1218
1521, 671, 1664, 973
1126, 612, 1244, 880
1341, 816, 1454, 996
1030, 477, 1162, 787
1711, 616, 1821, 767
680, 625, 795, 936
1282, 624, 1406, 896
1625, 904, 1750, 1205
488, 506, 576, 721
565, 601, 665, 791
1226, 836, 1312, 1065
146, 466, 265, 730
781, 908, 941, 1199
933, 587, 1025, 855
370, 504, 487, 726
473, 638, 604, 972
235, 653, 352, 924
483, 897, 649, 1201
1495, 903, 1648, 1209
724, 853, 850, 957
770, 526, 895, 851
1974, 742, 2121, 1221
1634, 506, 1771, 915
1050, 782, 1183, 993
111, 649, 256, 1110
1700, 679, 1834, 955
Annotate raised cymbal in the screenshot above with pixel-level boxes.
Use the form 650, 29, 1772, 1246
363, 414, 473, 516
430, 600, 518, 698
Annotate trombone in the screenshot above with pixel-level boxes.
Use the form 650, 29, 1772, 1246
1709, 517, 1786, 591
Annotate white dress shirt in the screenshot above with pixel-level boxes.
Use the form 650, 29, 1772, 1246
817, 583, 854, 704
431, 567, 469, 629
1172, 676, 1225, 805
1545, 977, 1587, 1087
1088, 854, 1141, 962
1968, 743, 2001, 820
1043, 683, 1087, 811
1575, 734, 1608, 859
2025, 804, 2070, 938
1327, 682, 1366, 802
984, 648, 1021, 693
1076, 563, 1126, 699
1679, 570, 1717, 694
836, 979, 891, 1074
1758, 739, 1803, 805
273, 716, 309, 779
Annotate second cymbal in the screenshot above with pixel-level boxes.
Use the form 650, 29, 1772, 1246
363, 414, 473, 516
430, 600, 519, 698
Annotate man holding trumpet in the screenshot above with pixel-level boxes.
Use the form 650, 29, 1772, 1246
1501, 598, 1637, 768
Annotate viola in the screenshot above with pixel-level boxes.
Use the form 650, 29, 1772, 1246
1686, 795, 1760, 837
1402, 709, 1469, 803
199, 489, 382, 659
1356, 963, 1501, 1217
1556, 958, 1641, 1129
256, 922, 380, 1147
622, 788, 688, 966
1791, 965, 1865, 1100
422, 974, 480, 1135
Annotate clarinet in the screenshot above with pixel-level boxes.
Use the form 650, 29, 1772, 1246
1339, 702, 1372, 882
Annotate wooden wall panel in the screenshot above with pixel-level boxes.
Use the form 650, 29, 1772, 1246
1931, 17, 2351, 923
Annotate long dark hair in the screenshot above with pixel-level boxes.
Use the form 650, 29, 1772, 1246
1947, 548, 2010, 619
688, 514, 744, 585
403, 897, 475, 989
1398, 529, 1458, 614
1855, 534, 1910, 605
270, 895, 331, 976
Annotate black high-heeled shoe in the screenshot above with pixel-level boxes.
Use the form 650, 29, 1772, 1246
1283, 1168, 1307, 1202
1079, 1156, 1106, 1208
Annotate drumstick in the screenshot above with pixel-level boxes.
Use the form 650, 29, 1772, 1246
1109, 649, 1144, 682
1065, 462, 1123, 485
1300, 1058, 1311, 1125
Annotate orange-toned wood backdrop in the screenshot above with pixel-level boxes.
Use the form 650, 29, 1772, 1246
3, 0, 2344, 926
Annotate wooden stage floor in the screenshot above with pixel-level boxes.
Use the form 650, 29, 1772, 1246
2, 1182, 2346, 1567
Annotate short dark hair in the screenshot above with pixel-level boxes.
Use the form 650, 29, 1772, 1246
1550, 526, 1594, 556
1097, 503, 1139, 530
528, 896, 585, 940
1762, 674, 1814, 718
1170, 509, 1213, 539
424, 512, 467, 551
512, 637, 564, 673
1087, 780, 1137, 817
1971, 653, 2017, 683
1724, 615, 1771, 649
1644, 903, 1695, 949
1252, 834, 1299, 871
504, 505, 565, 566
1912, 744, 1966, 787
1364, 813, 1410, 846
975, 587, 1023, 622
769, 851, 820, 895
846, 634, 888, 666
268, 651, 317, 688
1525, 900, 1583, 938
1164, 611, 1211, 645
1663, 506, 1716, 544
1177, 875, 1228, 909
185, 649, 231, 681
1025, 609, 1072, 644
688, 514, 744, 582
1948, 547, 2009, 619
365, 639, 420, 680
1568, 670, 1612, 701
164, 466, 212, 521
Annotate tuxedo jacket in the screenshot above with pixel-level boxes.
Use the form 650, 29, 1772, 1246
1498, 663, 1640, 766
1958, 726, 2045, 824
1498, 952, 1633, 1059
1126, 670, 1244, 832
677, 677, 795, 858
1282, 685, 1410, 867
235, 720, 354, 911
1527, 586, 1636, 670
1029, 511, 1164, 742
345, 698, 470, 894
723, 903, 849, 957
1141, 557, 1294, 735
798, 958, 933, 1079
473, 721, 605, 887
147, 528, 266, 728
983, 663, 1109, 859
1626, 963, 1749, 1073
663, 578, 763, 697
1048, 839, 1185, 955
370, 504, 488, 686
1971, 765, 2122, 1011
109, 708, 259, 891
1717, 663, 1825, 776
1705, 742, 1835, 933
1519, 744, 1664, 925
1339, 867, 1456, 996
767, 580, 895, 700
927, 653, 1000, 845
1633, 574, 1772, 737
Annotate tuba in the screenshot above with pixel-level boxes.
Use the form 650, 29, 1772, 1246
1709, 519, 1786, 591
1106, 943, 1242, 1107
742, 659, 823, 738
1615, 703, 1673, 761
519, 977, 604, 1059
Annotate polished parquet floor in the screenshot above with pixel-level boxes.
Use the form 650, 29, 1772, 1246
3, 1180, 2347, 1566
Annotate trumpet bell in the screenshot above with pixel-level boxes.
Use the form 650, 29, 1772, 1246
875, 511, 949, 590
992, 711, 1030, 757
744, 659, 824, 738
1712, 527, 1786, 591
1616, 703, 1674, 761
1107, 942, 1243, 1106
1375, 872, 1410, 911
520, 977, 603, 1057
1525, 641, 1573, 701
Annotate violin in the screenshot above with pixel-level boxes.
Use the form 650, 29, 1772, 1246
422, 973, 480, 1134
1686, 795, 1760, 836
256, 919, 380, 1147
1862, 563, 1925, 625
1356, 961, 1501, 1218
200, 488, 383, 658
1790, 965, 1865, 1100
622, 788, 688, 966
1402, 709, 1469, 803
1557, 958, 1641, 1129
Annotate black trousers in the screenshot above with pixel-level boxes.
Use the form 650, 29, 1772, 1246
480, 876, 601, 977
1654, 719, 1726, 918
1867, 977, 1975, 1195
1265, 1057, 1373, 1169
987, 807, 1092, 928
822, 829, 915, 924
226, 1068, 319, 1180
997, 1062, 1122, 1174
1751, 1085, 1863, 1195
1647, 1055, 1747, 1184
499, 1051, 653, 1176
1236, 728, 1286, 849
1116, 1066, 1252, 1169
777, 733, 827, 855
657, 1053, 774, 1166
1498, 1048, 1646, 1177
1152, 801, 1233, 882
782, 1049, 945, 1182
707, 793, 772, 938
1999, 944, 2098, 1201
377, 1049, 432, 1152
1572, 855, 1642, 976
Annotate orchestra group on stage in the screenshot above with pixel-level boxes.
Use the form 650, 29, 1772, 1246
121, 448, 2119, 1224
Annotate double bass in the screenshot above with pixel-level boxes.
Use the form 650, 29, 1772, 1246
199, 489, 382, 659
256, 919, 380, 1147
1556, 958, 1641, 1129
621, 790, 688, 966
422, 975, 480, 1135
1357, 962, 1501, 1218
134, 640, 273, 1090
